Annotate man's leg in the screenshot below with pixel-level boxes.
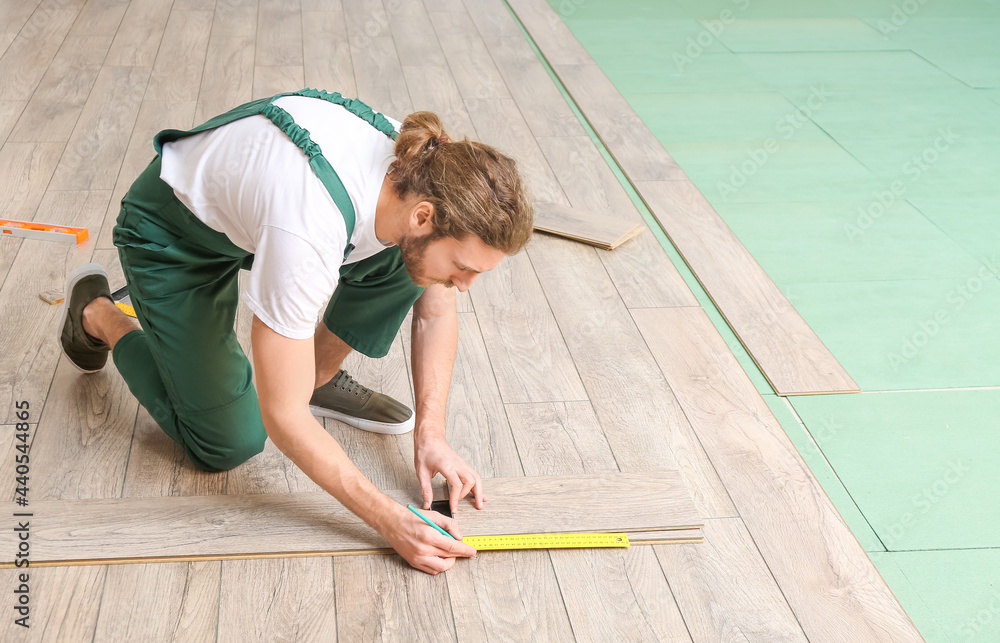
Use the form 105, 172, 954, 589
82, 297, 139, 351
314, 322, 353, 389
308, 247, 425, 435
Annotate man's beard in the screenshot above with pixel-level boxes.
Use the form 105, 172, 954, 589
398, 231, 449, 287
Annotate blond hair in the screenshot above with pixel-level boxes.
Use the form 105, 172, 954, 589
390, 111, 533, 254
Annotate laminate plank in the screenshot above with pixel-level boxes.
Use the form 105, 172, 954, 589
463, 97, 565, 204
655, 518, 806, 642
0, 190, 109, 424
256, 0, 303, 67
423, 0, 463, 12
460, 0, 522, 40
97, 99, 196, 249
526, 233, 736, 518
535, 135, 698, 308
94, 561, 221, 641
48, 65, 150, 191
0, 566, 105, 642
503, 401, 617, 476
335, 555, 456, 643
438, 313, 522, 479
67, 0, 130, 38
302, 6, 357, 97
0, 100, 24, 147
8, 35, 112, 142
600, 230, 701, 309
389, 0, 446, 67
0, 141, 64, 223
478, 34, 585, 137
0, 472, 699, 563
401, 65, 477, 141
28, 247, 139, 501
636, 180, 860, 396
351, 36, 412, 119
0, 0, 42, 60
467, 251, 588, 403
550, 63, 685, 182
533, 200, 642, 251
212, 0, 258, 37
253, 65, 306, 100
341, 0, 411, 117
104, 0, 172, 66
505, 400, 692, 642
144, 10, 214, 102
504, 0, 591, 65
196, 34, 255, 123
631, 306, 920, 641
0, 6, 79, 101
219, 557, 337, 642
446, 549, 575, 642
431, 11, 511, 103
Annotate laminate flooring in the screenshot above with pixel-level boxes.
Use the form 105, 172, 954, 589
0, 0, 917, 640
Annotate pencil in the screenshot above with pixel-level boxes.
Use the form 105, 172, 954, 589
406, 504, 457, 540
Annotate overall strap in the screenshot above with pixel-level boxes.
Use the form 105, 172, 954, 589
153, 89, 398, 259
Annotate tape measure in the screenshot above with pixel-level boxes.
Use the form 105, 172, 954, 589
462, 532, 630, 551
115, 302, 137, 318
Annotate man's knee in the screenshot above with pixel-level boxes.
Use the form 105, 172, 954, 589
186, 428, 267, 472
173, 407, 268, 472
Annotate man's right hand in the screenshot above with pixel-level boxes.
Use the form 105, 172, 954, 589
378, 504, 477, 574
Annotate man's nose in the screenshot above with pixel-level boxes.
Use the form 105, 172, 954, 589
454, 273, 478, 292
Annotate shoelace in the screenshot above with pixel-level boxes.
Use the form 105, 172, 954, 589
331, 370, 373, 400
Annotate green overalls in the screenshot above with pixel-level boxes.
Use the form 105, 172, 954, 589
111, 89, 424, 472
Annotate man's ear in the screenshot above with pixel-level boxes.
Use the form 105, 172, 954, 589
410, 200, 435, 231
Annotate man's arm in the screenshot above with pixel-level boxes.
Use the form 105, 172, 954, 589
250, 314, 476, 573
410, 284, 485, 512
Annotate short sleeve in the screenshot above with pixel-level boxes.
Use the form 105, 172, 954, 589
243, 225, 341, 339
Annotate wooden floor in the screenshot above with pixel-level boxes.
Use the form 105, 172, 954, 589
0, 0, 920, 641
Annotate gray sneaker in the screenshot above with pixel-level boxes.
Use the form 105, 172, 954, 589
309, 370, 415, 435
59, 263, 112, 373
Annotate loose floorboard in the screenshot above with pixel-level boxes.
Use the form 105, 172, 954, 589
532, 200, 643, 251
0, 0, 917, 638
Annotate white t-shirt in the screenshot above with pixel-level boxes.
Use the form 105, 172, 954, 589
159, 95, 402, 340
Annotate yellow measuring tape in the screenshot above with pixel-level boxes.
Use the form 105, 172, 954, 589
462, 532, 630, 551
115, 302, 137, 318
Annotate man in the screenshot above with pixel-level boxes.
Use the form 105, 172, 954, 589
57, 90, 533, 574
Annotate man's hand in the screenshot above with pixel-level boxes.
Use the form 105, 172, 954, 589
378, 503, 477, 574
415, 435, 486, 513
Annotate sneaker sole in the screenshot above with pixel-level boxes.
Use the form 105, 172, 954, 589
59, 263, 110, 375
309, 405, 415, 435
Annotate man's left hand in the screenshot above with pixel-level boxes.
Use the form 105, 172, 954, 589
414, 435, 486, 513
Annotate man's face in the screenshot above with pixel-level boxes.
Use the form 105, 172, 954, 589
398, 231, 505, 291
